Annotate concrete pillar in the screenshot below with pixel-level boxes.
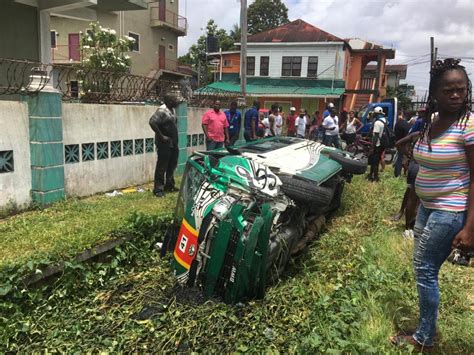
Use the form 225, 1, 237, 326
27, 90, 65, 205
176, 102, 188, 174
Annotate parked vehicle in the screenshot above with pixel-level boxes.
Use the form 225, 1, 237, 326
356, 98, 398, 163
357, 98, 398, 135
162, 137, 367, 303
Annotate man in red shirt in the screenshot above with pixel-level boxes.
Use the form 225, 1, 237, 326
202, 100, 229, 150
286, 106, 297, 137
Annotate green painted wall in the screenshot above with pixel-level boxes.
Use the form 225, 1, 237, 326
27, 92, 65, 206
0, 2, 39, 61
176, 102, 187, 174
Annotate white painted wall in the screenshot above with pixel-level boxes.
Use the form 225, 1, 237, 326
62, 103, 158, 197
247, 43, 345, 80
186, 107, 207, 155
0, 101, 32, 209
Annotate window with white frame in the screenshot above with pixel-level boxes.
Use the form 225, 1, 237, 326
51, 30, 57, 49
307, 56, 318, 77
282, 56, 302, 77
128, 32, 140, 52
260, 56, 269, 76
247, 56, 255, 76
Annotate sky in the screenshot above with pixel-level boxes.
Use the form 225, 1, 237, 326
178, 0, 474, 98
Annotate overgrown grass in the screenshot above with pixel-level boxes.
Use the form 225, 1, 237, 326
0, 185, 176, 269
1, 172, 473, 352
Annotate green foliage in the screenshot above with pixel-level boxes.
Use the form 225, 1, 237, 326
386, 85, 413, 113
80, 22, 134, 72
0, 172, 472, 352
247, 0, 290, 35
0, 186, 176, 269
182, 19, 238, 86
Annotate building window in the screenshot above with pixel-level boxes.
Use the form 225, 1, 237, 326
246, 56, 255, 76
168, 44, 175, 51
260, 56, 269, 76
223, 59, 233, 68
51, 30, 57, 49
128, 32, 140, 52
282, 56, 302, 77
307, 56, 318, 78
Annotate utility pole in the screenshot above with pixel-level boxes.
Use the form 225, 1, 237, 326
434, 47, 438, 63
240, 0, 247, 98
430, 36, 435, 68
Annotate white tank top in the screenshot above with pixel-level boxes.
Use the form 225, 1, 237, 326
346, 118, 357, 134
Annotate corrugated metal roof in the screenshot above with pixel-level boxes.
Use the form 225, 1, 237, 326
248, 19, 344, 43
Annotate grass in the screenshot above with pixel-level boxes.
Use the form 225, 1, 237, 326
1, 170, 473, 352
0, 184, 176, 269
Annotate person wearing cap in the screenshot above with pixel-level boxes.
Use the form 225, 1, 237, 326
323, 102, 335, 118
286, 106, 298, 137
322, 107, 341, 148
295, 108, 307, 138
367, 106, 387, 182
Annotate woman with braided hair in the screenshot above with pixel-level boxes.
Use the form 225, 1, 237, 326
391, 58, 474, 352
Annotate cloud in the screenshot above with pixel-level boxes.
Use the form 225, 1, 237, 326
179, 0, 474, 95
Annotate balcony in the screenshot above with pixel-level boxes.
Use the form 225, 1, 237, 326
150, 4, 187, 36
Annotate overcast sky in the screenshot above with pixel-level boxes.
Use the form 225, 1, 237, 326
179, 0, 474, 98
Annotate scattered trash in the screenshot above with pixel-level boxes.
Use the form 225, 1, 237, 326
154, 242, 163, 251
105, 190, 123, 197
105, 187, 146, 196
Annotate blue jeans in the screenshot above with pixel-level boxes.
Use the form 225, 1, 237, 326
205, 139, 224, 151
412, 205, 466, 346
323, 134, 341, 149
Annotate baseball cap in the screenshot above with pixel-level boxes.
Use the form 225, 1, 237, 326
290, 106, 296, 111
299, 108, 305, 114
328, 102, 335, 108
374, 106, 384, 114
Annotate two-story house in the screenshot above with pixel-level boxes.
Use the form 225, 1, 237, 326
203, 19, 347, 114
203, 20, 400, 113
49, 0, 188, 80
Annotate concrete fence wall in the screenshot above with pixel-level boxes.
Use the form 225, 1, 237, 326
0, 94, 188, 210
186, 107, 207, 155
62, 103, 158, 197
0, 100, 32, 208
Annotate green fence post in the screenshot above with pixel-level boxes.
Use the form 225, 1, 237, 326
176, 102, 188, 175
27, 90, 65, 206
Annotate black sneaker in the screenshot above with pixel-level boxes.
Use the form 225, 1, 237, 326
154, 191, 165, 198
164, 186, 179, 192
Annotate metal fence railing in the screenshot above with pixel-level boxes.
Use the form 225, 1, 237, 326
0, 58, 245, 107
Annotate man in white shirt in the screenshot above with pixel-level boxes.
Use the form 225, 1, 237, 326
322, 108, 341, 149
295, 108, 307, 138
367, 106, 386, 182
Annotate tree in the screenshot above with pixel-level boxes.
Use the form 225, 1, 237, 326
80, 22, 134, 72
178, 20, 237, 86
386, 85, 413, 113
78, 22, 135, 100
247, 0, 289, 35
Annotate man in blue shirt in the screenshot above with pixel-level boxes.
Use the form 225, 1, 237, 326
224, 101, 242, 145
244, 100, 260, 142
323, 102, 335, 118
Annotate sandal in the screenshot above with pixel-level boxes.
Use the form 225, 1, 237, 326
390, 334, 435, 353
